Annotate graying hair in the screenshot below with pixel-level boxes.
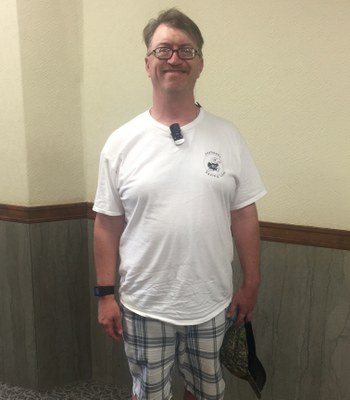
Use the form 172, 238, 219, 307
143, 8, 204, 55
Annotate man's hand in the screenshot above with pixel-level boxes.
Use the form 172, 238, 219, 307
98, 296, 123, 342
227, 283, 259, 326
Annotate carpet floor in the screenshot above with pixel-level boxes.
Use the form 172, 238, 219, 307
0, 381, 130, 400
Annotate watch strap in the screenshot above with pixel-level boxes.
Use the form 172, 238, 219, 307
94, 285, 115, 297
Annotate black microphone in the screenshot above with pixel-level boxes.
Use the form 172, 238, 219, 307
169, 123, 185, 145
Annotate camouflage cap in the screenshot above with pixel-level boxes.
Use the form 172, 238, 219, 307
220, 321, 266, 398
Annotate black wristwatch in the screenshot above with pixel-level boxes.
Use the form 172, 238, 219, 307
94, 286, 115, 297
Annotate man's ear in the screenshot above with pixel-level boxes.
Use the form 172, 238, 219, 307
197, 58, 204, 78
145, 57, 151, 77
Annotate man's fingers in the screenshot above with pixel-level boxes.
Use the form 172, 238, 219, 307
102, 319, 122, 342
97, 299, 123, 341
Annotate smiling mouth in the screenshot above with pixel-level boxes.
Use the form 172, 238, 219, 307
164, 70, 187, 74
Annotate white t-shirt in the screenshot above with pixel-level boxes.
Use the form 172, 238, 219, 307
93, 108, 266, 325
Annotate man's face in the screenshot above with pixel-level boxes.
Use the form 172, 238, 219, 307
145, 24, 204, 96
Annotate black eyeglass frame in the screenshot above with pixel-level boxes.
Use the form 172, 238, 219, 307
147, 47, 201, 60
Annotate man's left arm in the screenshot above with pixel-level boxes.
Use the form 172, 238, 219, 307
228, 202, 261, 325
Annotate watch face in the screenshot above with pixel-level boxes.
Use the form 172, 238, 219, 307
94, 287, 101, 296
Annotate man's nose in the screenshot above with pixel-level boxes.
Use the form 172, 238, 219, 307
167, 50, 182, 64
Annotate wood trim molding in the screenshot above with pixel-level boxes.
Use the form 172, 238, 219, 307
0, 203, 89, 223
260, 221, 350, 250
0, 203, 349, 250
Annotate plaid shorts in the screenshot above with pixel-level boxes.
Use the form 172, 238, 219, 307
121, 306, 229, 400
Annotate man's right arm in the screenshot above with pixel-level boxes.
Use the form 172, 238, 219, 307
93, 212, 125, 342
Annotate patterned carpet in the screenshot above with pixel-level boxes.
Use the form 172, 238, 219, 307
0, 381, 130, 400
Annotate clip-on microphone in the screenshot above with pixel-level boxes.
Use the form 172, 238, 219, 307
169, 123, 184, 145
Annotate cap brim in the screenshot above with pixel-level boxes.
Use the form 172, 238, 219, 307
245, 323, 267, 398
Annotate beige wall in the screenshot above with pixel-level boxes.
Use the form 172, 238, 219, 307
1, 0, 85, 206
0, 0, 29, 204
1, 0, 350, 229
18, 0, 85, 205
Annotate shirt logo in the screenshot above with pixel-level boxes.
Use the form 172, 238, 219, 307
204, 151, 225, 178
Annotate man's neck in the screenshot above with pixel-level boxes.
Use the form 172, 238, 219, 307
150, 94, 199, 126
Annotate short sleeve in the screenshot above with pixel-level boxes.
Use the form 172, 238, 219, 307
230, 136, 266, 210
93, 150, 125, 216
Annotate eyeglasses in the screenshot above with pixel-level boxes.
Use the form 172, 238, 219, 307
148, 47, 200, 60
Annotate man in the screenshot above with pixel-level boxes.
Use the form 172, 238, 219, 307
93, 8, 266, 400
